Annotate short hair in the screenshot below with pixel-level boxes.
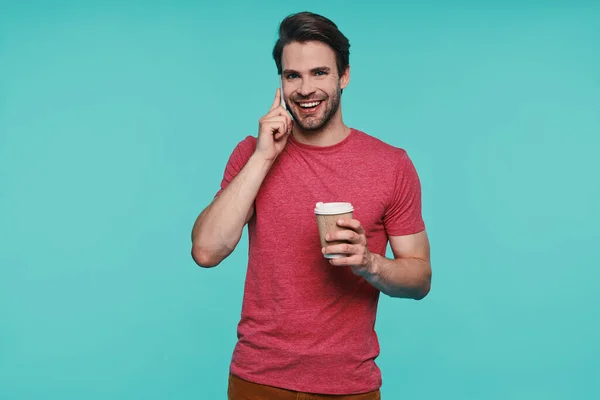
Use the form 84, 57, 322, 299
272, 12, 350, 76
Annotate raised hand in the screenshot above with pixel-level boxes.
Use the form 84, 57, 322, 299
255, 88, 293, 162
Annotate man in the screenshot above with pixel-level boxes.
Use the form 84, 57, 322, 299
191, 11, 431, 400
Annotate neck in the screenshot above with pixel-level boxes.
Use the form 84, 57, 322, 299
292, 114, 351, 147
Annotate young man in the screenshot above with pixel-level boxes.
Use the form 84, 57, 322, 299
191, 11, 431, 400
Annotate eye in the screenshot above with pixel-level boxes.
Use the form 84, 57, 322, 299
315, 70, 327, 76
286, 73, 299, 79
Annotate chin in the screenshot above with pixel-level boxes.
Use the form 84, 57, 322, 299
297, 120, 327, 132
294, 113, 327, 131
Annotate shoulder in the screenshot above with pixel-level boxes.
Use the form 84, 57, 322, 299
227, 135, 257, 164
221, 135, 257, 171
350, 128, 410, 163
236, 135, 257, 156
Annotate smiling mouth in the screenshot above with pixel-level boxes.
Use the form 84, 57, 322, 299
296, 100, 323, 112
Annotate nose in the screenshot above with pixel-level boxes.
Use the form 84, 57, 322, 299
297, 78, 316, 98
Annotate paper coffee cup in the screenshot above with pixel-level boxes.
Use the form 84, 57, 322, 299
314, 202, 354, 259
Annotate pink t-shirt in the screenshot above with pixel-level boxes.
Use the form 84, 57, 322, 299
215, 128, 425, 395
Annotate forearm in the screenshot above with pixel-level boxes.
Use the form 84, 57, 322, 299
191, 153, 273, 266
363, 253, 431, 299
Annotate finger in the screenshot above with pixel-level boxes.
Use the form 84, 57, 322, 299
264, 116, 288, 135
274, 120, 292, 140
328, 255, 359, 266
264, 105, 290, 119
325, 229, 360, 244
270, 88, 281, 111
322, 243, 356, 257
286, 114, 293, 134
337, 218, 365, 235
274, 127, 290, 140
264, 120, 286, 136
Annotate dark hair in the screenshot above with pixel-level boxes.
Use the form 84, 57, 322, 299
272, 12, 350, 77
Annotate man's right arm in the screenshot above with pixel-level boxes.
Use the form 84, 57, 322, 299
191, 153, 274, 267
191, 87, 292, 268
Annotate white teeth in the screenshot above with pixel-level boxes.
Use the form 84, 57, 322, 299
299, 101, 321, 108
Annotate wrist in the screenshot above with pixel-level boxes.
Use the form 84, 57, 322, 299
249, 152, 276, 170
361, 251, 380, 280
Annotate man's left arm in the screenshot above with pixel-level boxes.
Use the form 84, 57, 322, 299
324, 220, 431, 300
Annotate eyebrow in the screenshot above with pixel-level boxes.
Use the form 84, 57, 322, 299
283, 66, 331, 75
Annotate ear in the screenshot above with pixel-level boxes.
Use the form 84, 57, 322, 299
339, 65, 350, 90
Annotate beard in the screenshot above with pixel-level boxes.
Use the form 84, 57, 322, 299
287, 85, 342, 132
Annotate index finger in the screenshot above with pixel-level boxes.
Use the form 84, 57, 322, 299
337, 218, 365, 234
270, 88, 281, 111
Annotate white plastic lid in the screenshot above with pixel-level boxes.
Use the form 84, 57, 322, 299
314, 202, 354, 215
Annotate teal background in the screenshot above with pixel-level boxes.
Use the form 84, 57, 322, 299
1, 1, 599, 398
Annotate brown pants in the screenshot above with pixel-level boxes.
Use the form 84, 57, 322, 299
227, 374, 381, 400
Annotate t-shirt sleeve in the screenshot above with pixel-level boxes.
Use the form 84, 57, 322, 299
383, 150, 426, 236
214, 136, 256, 198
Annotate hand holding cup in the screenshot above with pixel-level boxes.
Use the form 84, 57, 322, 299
315, 202, 374, 277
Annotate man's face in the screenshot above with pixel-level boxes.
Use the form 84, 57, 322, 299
281, 41, 349, 132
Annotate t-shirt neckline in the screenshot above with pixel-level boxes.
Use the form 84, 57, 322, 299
288, 128, 357, 152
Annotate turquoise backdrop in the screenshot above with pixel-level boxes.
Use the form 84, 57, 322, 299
1, 1, 599, 399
